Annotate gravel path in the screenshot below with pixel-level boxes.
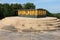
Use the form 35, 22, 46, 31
0, 30, 60, 40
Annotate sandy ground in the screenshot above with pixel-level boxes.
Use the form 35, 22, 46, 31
0, 17, 60, 40
0, 17, 60, 32
0, 30, 60, 40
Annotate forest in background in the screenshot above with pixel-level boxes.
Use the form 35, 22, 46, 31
0, 2, 60, 19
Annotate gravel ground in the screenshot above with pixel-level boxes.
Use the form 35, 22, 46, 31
0, 30, 60, 40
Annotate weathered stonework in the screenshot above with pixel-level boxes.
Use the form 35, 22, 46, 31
18, 9, 46, 18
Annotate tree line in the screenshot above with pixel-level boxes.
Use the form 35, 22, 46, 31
0, 2, 35, 19
0, 2, 60, 19
46, 10, 60, 19
52, 13, 60, 19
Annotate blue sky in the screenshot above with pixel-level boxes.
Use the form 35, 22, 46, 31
0, 0, 60, 13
